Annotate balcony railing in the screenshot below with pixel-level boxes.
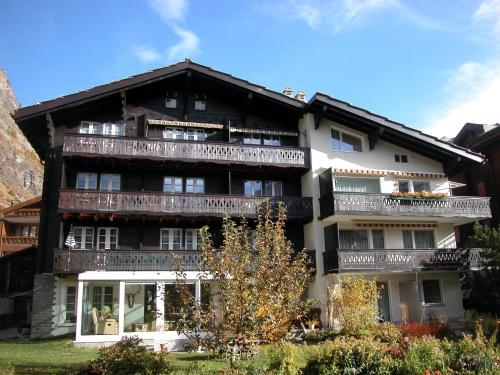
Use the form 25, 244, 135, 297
53, 249, 202, 273
319, 193, 491, 219
1, 236, 38, 245
4, 208, 40, 217
58, 190, 313, 220
62, 134, 310, 168
323, 248, 484, 274
54, 249, 316, 274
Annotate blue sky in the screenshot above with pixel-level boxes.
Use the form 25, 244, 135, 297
1, 0, 500, 138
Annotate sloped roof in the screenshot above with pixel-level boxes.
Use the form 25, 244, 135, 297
14, 59, 305, 121
1, 195, 41, 216
309, 93, 484, 164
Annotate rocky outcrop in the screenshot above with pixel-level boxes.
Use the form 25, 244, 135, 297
0, 69, 43, 208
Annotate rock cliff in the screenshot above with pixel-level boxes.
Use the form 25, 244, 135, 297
0, 69, 43, 208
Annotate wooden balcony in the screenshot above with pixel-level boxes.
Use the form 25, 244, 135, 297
53, 249, 202, 273
1, 236, 38, 245
58, 190, 313, 220
62, 134, 310, 169
319, 193, 491, 219
323, 248, 484, 274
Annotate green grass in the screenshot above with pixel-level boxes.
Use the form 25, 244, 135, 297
0, 336, 313, 374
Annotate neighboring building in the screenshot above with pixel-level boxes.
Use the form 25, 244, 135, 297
13, 61, 490, 346
0, 196, 41, 256
451, 123, 500, 246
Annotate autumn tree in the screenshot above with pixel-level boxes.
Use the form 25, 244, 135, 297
175, 202, 311, 348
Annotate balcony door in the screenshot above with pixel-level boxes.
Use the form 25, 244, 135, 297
399, 281, 420, 322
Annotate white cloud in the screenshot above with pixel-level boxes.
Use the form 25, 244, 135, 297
133, 45, 162, 63
166, 26, 200, 61
421, 61, 500, 139
148, 0, 187, 22
269, 0, 441, 33
475, 0, 500, 35
133, 0, 199, 63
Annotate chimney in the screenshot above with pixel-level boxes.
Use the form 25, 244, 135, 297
294, 91, 306, 102
282, 87, 293, 97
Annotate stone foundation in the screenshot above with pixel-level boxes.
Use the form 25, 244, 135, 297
30, 273, 55, 338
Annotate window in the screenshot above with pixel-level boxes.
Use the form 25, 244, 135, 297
74, 227, 94, 250
163, 177, 183, 193
339, 229, 385, 249
80, 122, 101, 134
263, 135, 281, 146
398, 180, 431, 193
18, 226, 37, 237
244, 180, 262, 196
65, 286, 76, 323
165, 98, 177, 108
102, 123, 125, 136
331, 129, 362, 152
186, 129, 205, 141
339, 230, 369, 249
186, 178, 205, 194
161, 228, 182, 250
334, 177, 380, 193
163, 127, 184, 140
99, 174, 121, 191
402, 230, 435, 249
243, 134, 261, 145
97, 228, 118, 250
185, 229, 201, 250
76, 173, 97, 190
194, 100, 206, 111
92, 286, 114, 313
422, 280, 442, 304
263, 181, 283, 197
395, 154, 408, 163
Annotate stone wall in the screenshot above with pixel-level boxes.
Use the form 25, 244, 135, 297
30, 273, 55, 338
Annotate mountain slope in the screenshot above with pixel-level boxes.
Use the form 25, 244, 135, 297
0, 69, 43, 208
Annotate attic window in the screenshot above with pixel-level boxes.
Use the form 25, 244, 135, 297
395, 154, 408, 163
165, 92, 178, 108
331, 129, 362, 152
194, 94, 206, 111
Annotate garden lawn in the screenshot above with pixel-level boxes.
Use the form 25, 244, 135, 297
0, 337, 312, 374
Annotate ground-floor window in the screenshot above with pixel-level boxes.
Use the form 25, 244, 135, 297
81, 282, 119, 336
65, 286, 77, 323
422, 279, 442, 304
124, 283, 157, 333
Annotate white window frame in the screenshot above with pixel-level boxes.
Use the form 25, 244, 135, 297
99, 174, 121, 191
194, 99, 206, 111
97, 227, 119, 250
79, 122, 101, 135
262, 135, 281, 146
263, 181, 283, 197
402, 229, 436, 249
91, 285, 115, 314
73, 227, 94, 250
333, 176, 381, 193
185, 228, 201, 250
76, 173, 98, 190
243, 134, 261, 145
163, 177, 184, 193
397, 179, 432, 193
338, 228, 385, 249
165, 98, 177, 108
395, 154, 409, 163
185, 128, 205, 141
185, 178, 205, 194
421, 279, 443, 305
102, 123, 125, 136
163, 127, 184, 140
62, 285, 77, 325
160, 228, 182, 250
331, 128, 363, 152
244, 180, 263, 196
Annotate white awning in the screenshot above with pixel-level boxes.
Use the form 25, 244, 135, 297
146, 119, 224, 129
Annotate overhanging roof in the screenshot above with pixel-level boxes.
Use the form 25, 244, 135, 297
309, 93, 484, 165
14, 60, 305, 121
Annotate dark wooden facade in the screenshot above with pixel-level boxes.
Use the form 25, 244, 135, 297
14, 62, 311, 274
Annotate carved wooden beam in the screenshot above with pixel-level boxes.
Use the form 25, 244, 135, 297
314, 105, 327, 130
46, 112, 55, 148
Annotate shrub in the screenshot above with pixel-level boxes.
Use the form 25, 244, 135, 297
463, 310, 499, 339
0, 362, 15, 375
266, 341, 301, 375
399, 322, 450, 339
303, 336, 394, 375
442, 323, 500, 374
396, 336, 445, 375
303, 329, 338, 343
81, 336, 171, 375
371, 322, 403, 344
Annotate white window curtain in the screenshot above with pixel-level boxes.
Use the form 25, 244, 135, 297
339, 230, 369, 249
334, 177, 380, 193
402, 230, 435, 249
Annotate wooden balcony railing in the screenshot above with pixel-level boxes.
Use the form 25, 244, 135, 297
58, 190, 313, 220
54, 249, 315, 274
53, 249, 202, 273
323, 248, 484, 274
62, 134, 310, 168
1, 236, 38, 245
319, 193, 491, 219
4, 208, 41, 217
